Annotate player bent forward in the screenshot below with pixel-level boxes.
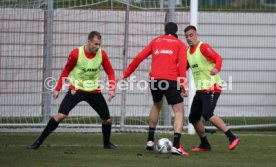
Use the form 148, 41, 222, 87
27, 31, 117, 150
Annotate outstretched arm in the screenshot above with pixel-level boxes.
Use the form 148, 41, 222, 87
102, 51, 116, 102
122, 41, 153, 79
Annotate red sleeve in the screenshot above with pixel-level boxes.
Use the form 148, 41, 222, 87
200, 43, 223, 72
101, 50, 116, 91
186, 60, 190, 70
123, 40, 153, 78
186, 47, 190, 70
55, 49, 78, 91
177, 43, 188, 89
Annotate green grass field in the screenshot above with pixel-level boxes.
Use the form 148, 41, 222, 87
1, 131, 276, 167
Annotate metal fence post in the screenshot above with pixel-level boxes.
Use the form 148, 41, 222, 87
42, 0, 53, 123
121, 3, 130, 130
187, 0, 198, 135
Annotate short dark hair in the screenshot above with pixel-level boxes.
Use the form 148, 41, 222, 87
165, 22, 178, 34
88, 31, 101, 40
184, 25, 197, 33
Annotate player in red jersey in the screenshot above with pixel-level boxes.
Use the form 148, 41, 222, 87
27, 31, 117, 150
118, 22, 189, 156
185, 25, 240, 152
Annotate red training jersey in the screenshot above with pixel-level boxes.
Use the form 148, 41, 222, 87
187, 41, 223, 93
55, 47, 115, 93
123, 34, 187, 89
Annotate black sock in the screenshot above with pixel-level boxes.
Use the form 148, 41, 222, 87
173, 133, 181, 148
200, 136, 210, 146
37, 117, 59, 143
102, 124, 111, 145
147, 127, 155, 141
225, 130, 236, 142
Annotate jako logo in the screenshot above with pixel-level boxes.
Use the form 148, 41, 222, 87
154, 49, 160, 55
160, 49, 173, 54
82, 68, 98, 72
154, 49, 173, 55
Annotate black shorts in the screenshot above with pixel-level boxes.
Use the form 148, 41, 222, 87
150, 79, 183, 105
58, 90, 110, 120
189, 92, 220, 122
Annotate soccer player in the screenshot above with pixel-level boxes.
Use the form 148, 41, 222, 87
27, 31, 117, 149
184, 25, 240, 151
117, 22, 189, 156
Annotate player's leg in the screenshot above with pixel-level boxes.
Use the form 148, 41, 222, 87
202, 92, 240, 150
101, 119, 117, 149
164, 80, 188, 156
170, 102, 189, 156
191, 121, 211, 151
86, 93, 116, 149
146, 80, 164, 150
209, 115, 240, 150
189, 92, 211, 151
171, 103, 184, 147
148, 101, 163, 129
27, 89, 84, 149
146, 100, 163, 150
205, 128, 216, 134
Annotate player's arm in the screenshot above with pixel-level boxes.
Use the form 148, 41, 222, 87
121, 41, 153, 79
186, 47, 190, 70
178, 44, 188, 96
200, 43, 223, 75
186, 60, 190, 70
53, 49, 78, 99
102, 50, 116, 102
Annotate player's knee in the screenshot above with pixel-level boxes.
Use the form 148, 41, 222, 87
189, 115, 200, 124
202, 113, 213, 121
153, 101, 163, 110
54, 113, 66, 122
102, 118, 112, 125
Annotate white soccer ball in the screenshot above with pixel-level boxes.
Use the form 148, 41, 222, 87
156, 138, 173, 153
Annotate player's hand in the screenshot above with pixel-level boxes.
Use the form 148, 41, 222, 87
108, 90, 115, 102
181, 88, 188, 97
116, 75, 125, 82
53, 90, 59, 99
180, 84, 188, 97
70, 89, 77, 95
210, 67, 219, 75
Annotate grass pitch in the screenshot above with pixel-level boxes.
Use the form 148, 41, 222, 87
0, 131, 276, 167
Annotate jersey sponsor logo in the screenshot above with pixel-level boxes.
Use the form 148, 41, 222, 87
162, 38, 178, 43
82, 68, 98, 72
155, 38, 178, 43
191, 64, 198, 68
160, 49, 173, 54
154, 49, 173, 55
154, 49, 160, 55
156, 38, 162, 42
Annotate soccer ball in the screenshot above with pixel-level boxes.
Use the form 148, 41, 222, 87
156, 138, 172, 153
